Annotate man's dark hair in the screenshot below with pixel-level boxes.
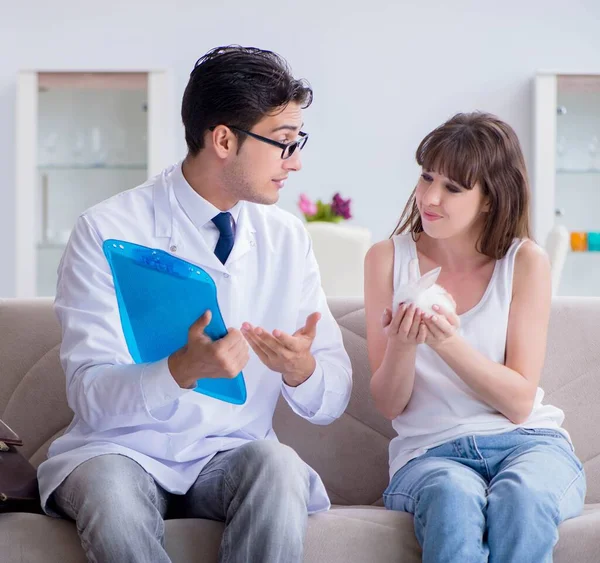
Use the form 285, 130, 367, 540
181, 45, 313, 156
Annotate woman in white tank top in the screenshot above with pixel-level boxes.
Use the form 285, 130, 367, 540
365, 112, 585, 563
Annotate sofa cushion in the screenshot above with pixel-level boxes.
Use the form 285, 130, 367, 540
2, 345, 71, 460
1, 506, 598, 563
541, 299, 600, 503
0, 298, 60, 414
553, 504, 600, 562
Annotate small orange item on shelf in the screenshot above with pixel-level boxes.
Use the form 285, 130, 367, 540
570, 232, 588, 252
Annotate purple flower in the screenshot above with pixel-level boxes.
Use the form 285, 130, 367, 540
298, 194, 317, 216
331, 192, 352, 220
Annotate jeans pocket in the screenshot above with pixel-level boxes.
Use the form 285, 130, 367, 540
517, 428, 584, 470
516, 427, 566, 440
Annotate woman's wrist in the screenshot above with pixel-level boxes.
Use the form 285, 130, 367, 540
430, 332, 462, 354
385, 339, 417, 358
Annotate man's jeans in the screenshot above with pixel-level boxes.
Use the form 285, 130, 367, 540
384, 428, 586, 563
52, 440, 311, 563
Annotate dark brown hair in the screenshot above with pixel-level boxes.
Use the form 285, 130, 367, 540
392, 112, 532, 259
182, 46, 313, 156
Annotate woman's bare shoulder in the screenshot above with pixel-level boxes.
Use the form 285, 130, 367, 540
513, 239, 551, 295
365, 239, 395, 265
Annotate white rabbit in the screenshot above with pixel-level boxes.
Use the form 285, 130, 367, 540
392, 258, 456, 317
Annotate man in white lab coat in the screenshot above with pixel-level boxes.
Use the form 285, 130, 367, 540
37, 46, 352, 563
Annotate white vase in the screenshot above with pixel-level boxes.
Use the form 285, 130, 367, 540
545, 224, 569, 295
304, 221, 372, 298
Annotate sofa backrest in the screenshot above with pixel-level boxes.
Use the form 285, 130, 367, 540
1, 297, 599, 504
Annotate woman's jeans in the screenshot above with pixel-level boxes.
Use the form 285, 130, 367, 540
384, 428, 586, 563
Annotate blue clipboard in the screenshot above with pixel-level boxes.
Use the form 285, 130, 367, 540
102, 239, 247, 405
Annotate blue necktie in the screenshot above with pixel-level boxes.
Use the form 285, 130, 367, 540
212, 212, 234, 265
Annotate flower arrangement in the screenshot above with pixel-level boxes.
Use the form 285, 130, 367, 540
298, 193, 352, 223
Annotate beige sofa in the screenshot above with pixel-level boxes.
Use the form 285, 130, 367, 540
0, 297, 599, 562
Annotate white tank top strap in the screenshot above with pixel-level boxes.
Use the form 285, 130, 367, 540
392, 233, 417, 292
495, 238, 528, 300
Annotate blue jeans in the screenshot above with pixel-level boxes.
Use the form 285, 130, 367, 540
51, 440, 311, 563
384, 428, 586, 563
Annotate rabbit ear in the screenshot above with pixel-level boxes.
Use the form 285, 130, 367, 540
418, 266, 441, 290
409, 259, 420, 283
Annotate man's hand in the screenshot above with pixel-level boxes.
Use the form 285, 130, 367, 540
241, 312, 321, 387
168, 310, 250, 389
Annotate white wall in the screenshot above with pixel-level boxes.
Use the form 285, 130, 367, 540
2, 0, 600, 296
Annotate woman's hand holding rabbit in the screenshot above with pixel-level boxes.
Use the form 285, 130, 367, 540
382, 302, 428, 348
422, 303, 460, 350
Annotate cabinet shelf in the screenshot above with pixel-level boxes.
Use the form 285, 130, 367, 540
38, 164, 147, 171
534, 72, 600, 296
556, 169, 600, 175
16, 69, 173, 297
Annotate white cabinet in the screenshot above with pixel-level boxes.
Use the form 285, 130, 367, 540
533, 72, 600, 296
304, 222, 372, 298
15, 70, 175, 297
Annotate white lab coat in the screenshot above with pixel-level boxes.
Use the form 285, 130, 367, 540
37, 162, 352, 514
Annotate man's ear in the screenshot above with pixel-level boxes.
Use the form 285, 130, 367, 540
210, 125, 237, 159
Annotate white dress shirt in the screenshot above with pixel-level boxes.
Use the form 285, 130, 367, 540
38, 162, 353, 515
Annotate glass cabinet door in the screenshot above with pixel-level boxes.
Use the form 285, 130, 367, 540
35, 72, 149, 296
554, 75, 600, 296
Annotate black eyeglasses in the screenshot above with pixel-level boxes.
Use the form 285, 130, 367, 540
210, 126, 309, 160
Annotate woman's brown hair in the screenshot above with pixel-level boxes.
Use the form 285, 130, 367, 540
392, 112, 532, 259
